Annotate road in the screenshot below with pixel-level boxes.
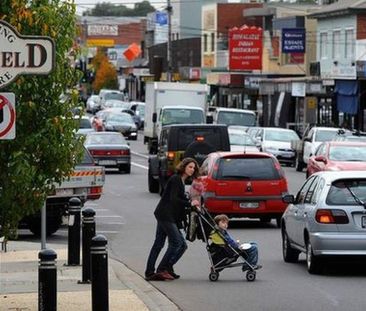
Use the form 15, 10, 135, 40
24, 133, 366, 311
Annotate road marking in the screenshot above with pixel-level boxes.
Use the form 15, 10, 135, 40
131, 151, 149, 159
97, 231, 119, 234
95, 215, 124, 218
132, 162, 148, 170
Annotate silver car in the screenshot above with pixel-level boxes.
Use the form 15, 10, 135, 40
281, 171, 366, 274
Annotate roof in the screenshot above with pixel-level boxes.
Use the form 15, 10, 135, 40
163, 124, 227, 129
215, 151, 273, 158
313, 170, 366, 181
262, 127, 296, 132
215, 108, 255, 114
309, 0, 366, 19
77, 16, 145, 25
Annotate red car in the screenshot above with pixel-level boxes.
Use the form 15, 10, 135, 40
197, 152, 289, 226
307, 141, 366, 177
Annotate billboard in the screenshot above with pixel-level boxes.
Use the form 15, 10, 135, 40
282, 28, 306, 53
229, 26, 263, 71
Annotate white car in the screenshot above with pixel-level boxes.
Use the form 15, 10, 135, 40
228, 126, 259, 152
86, 95, 100, 114
254, 127, 300, 166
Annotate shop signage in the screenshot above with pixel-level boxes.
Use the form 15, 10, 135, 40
229, 26, 263, 71
0, 20, 55, 89
87, 24, 118, 36
292, 82, 306, 97
86, 39, 115, 47
282, 28, 306, 53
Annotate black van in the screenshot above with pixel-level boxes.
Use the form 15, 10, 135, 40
148, 124, 230, 193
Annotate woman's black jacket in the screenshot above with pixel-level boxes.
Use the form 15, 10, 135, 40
154, 174, 191, 228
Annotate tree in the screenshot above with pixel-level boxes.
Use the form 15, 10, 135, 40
0, 0, 83, 239
83, 1, 155, 17
92, 53, 119, 92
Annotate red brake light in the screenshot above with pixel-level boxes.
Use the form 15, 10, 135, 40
196, 136, 204, 141
315, 209, 349, 224
89, 149, 129, 156
87, 186, 103, 199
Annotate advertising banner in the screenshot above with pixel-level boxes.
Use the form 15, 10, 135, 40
282, 28, 306, 53
229, 26, 263, 71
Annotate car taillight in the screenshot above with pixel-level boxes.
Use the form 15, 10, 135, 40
167, 151, 175, 161
87, 186, 103, 199
90, 150, 129, 156
315, 209, 349, 224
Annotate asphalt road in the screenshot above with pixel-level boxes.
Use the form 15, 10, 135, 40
22, 132, 366, 311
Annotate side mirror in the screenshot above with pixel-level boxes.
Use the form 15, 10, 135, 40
206, 115, 213, 124
152, 112, 157, 123
282, 194, 295, 204
315, 155, 327, 163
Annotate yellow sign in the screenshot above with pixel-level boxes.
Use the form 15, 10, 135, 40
307, 97, 317, 109
87, 39, 115, 47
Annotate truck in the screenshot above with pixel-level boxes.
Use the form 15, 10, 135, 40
143, 82, 209, 154
22, 148, 105, 236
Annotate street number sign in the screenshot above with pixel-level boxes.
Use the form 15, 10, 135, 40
0, 19, 55, 89
0, 92, 16, 139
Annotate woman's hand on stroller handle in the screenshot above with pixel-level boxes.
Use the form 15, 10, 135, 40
191, 199, 201, 212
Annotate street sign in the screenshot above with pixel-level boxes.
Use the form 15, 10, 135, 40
0, 93, 16, 140
0, 19, 55, 89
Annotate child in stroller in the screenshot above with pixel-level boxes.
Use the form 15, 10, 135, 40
206, 214, 261, 281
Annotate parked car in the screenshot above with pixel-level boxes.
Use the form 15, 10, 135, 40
99, 90, 124, 110
281, 171, 366, 274
102, 99, 129, 110
198, 151, 289, 226
129, 102, 145, 129
84, 132, 131, 173
307, 142, 366, 177
103, 112, 138, 140
86, 95, 100, 114
74, 116, 95, 136
228, 126, 259, 152
254, 127, 300, 166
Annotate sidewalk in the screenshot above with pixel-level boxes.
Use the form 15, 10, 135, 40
0, 240, 179, 311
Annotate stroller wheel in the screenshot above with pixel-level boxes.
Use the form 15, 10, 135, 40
246, 271, 256, 282
209, 272, 219, 282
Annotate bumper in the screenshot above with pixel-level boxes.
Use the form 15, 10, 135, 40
310, 232, 366, 256
93, 156, 130, 167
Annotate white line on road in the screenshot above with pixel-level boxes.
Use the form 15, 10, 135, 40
132, 162, 148, 170
131, 151, 149, 159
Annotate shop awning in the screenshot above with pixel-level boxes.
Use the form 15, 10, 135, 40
335, 80, 359, 115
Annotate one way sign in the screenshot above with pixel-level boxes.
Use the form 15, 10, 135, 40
0, 93, 16, 140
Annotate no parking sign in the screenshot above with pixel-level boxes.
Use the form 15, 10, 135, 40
0, 93, 16, 140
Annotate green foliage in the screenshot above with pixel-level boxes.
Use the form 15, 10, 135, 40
0, 0, 83, 239
83, 1, 155, 17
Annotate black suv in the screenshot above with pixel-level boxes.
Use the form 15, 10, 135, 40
148, 124, 230, 193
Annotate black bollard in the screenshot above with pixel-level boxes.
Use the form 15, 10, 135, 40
38, 249, 57, 311
67, 197, 82, 266
91, 234, 109, 311
79, 207, 96, 284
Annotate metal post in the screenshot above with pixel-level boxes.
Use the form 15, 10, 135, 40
79, 207, 96, 284
167, 0, 173, 82
91, 234, 109, 311
67, 197, 82, 266
41, 201, 46, 249
38, 249, 57, 311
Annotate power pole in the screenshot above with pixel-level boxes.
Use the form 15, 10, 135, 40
167, 0, 173, 82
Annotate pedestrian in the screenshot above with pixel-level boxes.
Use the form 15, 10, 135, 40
145, 157, 200, 281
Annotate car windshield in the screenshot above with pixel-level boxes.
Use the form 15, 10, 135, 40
229, 133, 256, 146
176, 128, 222, 150
161, 109, 204, 125
315, 130, 337, 142
86, 134, 126, 145
81, 147, 94, 165
264, 130, 299, 142
326, 179, 366, 205
136, 105, 145, 117
217, 111, 256, 127
107, 114, 133, 124
105, 93, 123, 101
76, 118, 91, 129
216, 157, 280, 180
328, 146, 366, 161
107, 101, 129, 108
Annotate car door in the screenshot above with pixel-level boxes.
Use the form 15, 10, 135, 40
287, 176, 316, 246
295, 176, 319, 247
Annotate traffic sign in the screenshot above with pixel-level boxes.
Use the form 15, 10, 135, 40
0, 93, 16, 140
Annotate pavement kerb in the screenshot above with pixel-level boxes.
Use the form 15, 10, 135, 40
109, 254, 180, 311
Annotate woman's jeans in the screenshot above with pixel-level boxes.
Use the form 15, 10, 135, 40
145, 220, 187, 276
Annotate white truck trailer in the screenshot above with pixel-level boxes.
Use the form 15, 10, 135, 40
143, 82, 209, 153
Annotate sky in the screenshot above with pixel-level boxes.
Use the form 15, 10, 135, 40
74, 0, 164, 15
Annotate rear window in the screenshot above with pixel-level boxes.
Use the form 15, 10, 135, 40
216, 157, 280, 180
329, 146, 366, 161
81, 147, 94, 165
176, 128, 223, 150
315, 130, 337, 142
326, 179, 366, 205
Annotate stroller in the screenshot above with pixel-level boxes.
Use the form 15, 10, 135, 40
191, 206, 258, 282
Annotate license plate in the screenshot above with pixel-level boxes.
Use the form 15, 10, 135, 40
362, 216, 366, 228
98, 160, 116, 165
239, 202, 259, 208
281, 153, 294, 158
55, 188, 74, 196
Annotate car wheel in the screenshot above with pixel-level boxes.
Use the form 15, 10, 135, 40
282, 230, 300, 263
148, 169, 159, 193
275, 216, 282, 228
295, 156, 304, 172
306, 239, 322, 274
